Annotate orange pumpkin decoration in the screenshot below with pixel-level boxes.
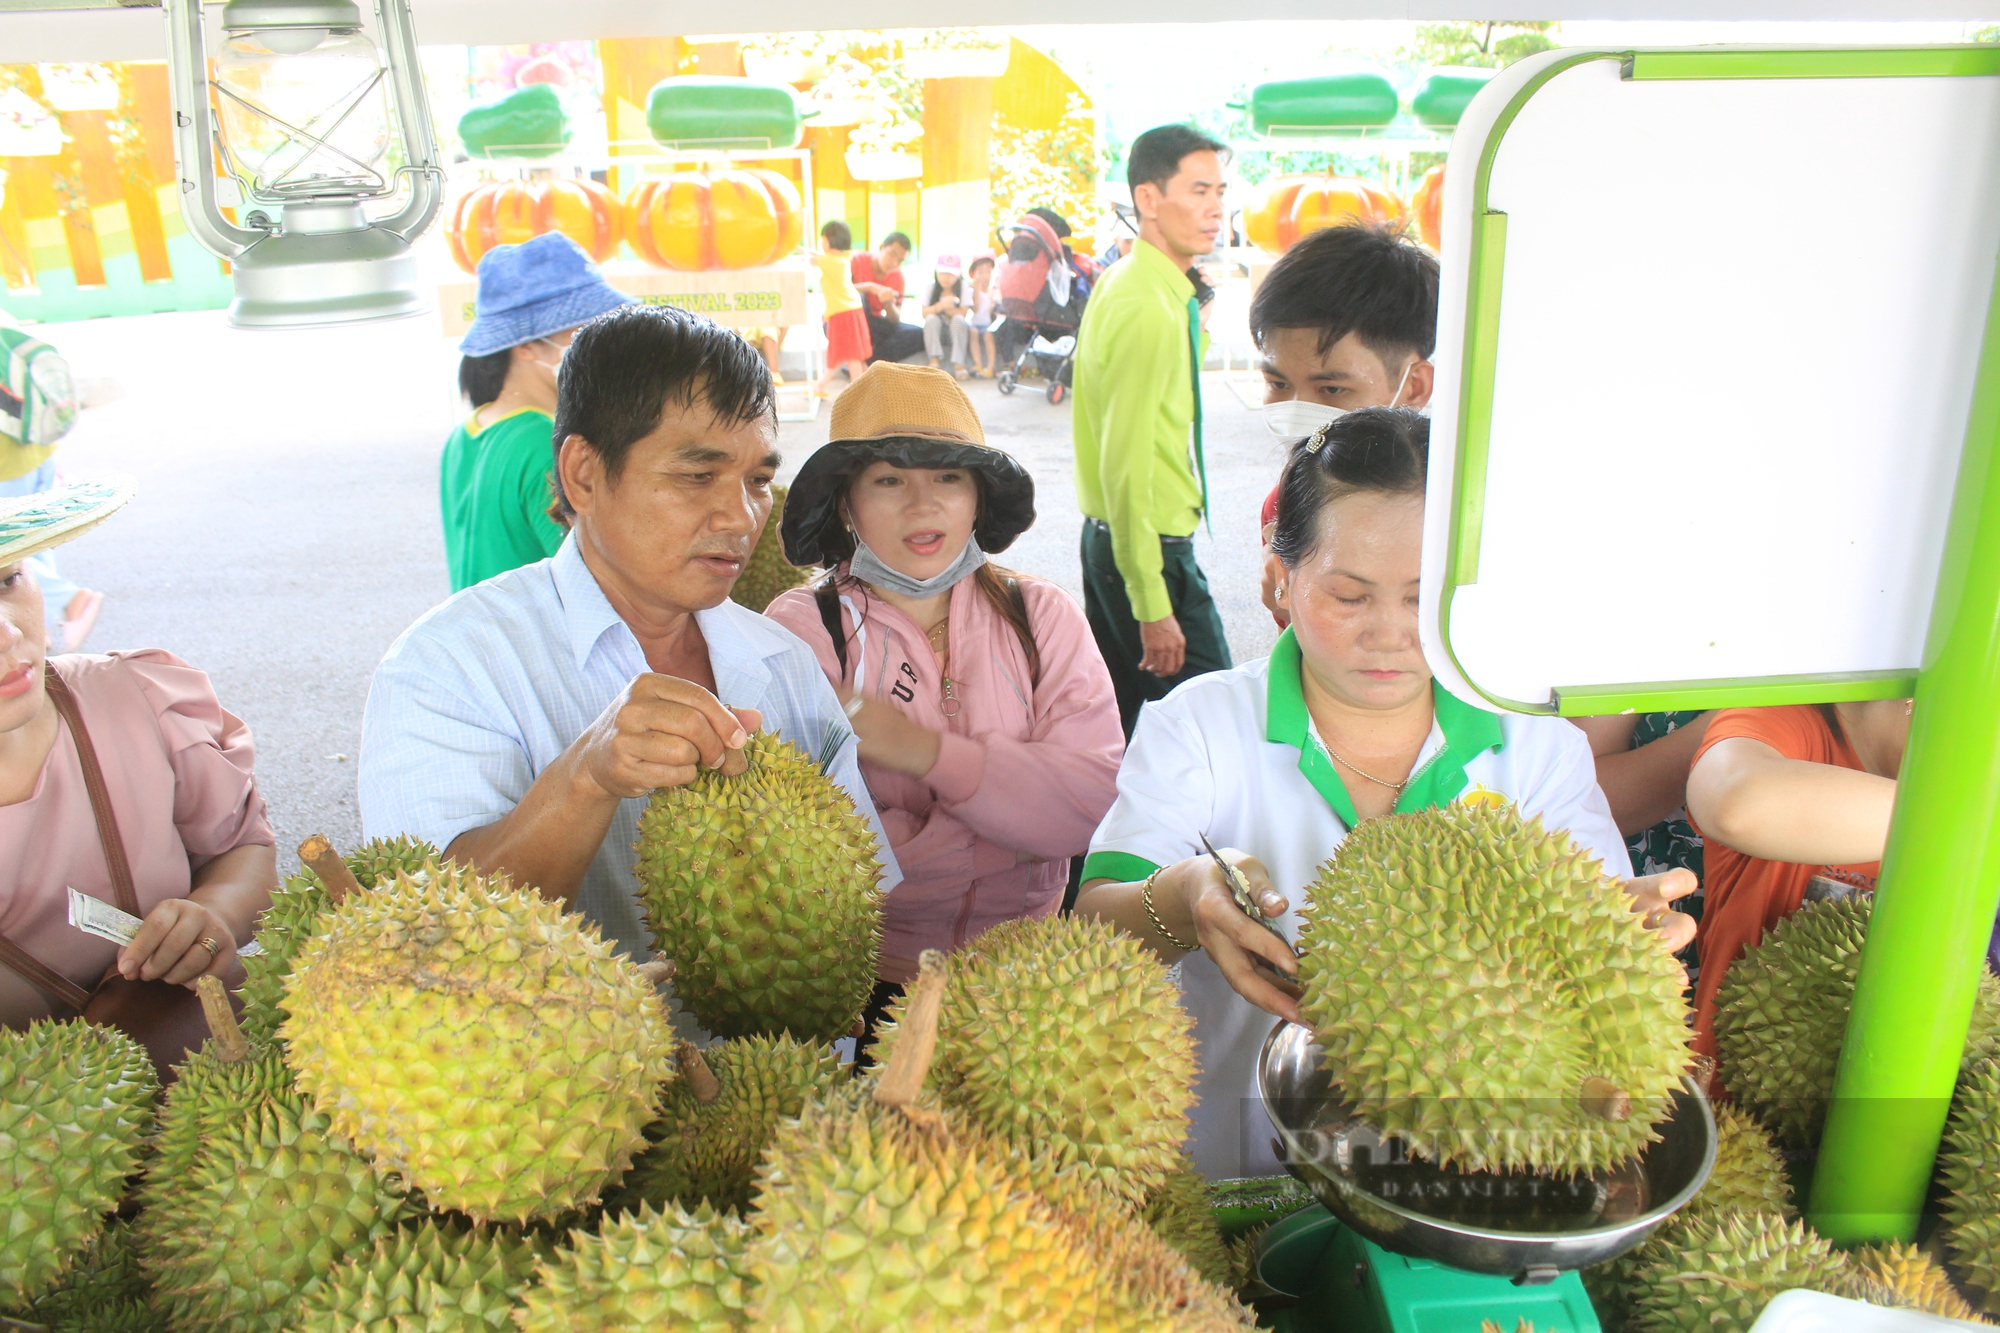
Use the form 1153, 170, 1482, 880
1412, 165, 1445, 252
626, 168, 803, 271
447, 177, 622, 275
1243, 173, 1405, 255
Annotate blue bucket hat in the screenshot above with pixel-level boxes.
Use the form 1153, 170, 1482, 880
460, 232, 633, 357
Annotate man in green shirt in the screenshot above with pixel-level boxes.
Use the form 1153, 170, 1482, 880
443, 233, 632, 592
1073, 124, 1233, 734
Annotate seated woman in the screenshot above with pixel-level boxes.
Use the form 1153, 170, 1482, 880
0, 479, 275, 1031
1684, 700, 1909, 1063
1075, 408, 1696, 1179
766, 363, 1123, 1023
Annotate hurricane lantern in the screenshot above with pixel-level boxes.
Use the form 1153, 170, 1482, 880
165, 0, 442, 327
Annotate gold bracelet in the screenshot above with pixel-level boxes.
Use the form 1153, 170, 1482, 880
1143, 869, 1200, 953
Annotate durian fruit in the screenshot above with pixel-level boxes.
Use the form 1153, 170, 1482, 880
292, 1219, 545, 1333
513, 1202, 752, 1332
1942, 1058, 2000, 1309
1143, 1156, 1232, 1288
1692, 1104, 1797, 1222
1715, 894, 2000, 1149
0, 1020, 157, 1306
143, 1092, 420, 1333
1297, 804, 1691, 1176
281, 861, 674, 1223
634, 731, 883, 1043
874, 913, 1197, 1204
1842, 1242, 1985, 1322
132, 977, 296, 1275
611, 1035, 844, 1216
14, 1220, 166, 1333
239, 834, 438, 1043
1627, 1212, 1849, 1333
1223, 1228, 1266, 1297
729, 484, 811, 614
1582, 1104, 1794, 1331
740, 951, 1252, 1332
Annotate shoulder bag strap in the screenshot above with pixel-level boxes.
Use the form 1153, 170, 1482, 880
0, 934, 92, 1012
44, 666, 141, 916
0, 665, 124, 1013
816, 581, 851, 683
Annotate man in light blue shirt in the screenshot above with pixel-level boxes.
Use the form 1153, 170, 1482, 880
360, 304, 899, 961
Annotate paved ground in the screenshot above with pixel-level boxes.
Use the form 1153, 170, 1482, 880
43, 309, 1285, 874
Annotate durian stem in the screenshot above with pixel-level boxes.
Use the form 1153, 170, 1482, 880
195, 974, 249, 1064
298, 834, 364, 903
874, 948, 947, 1111
636, 958, 676, 987
1578, 1076, 1631, 1123
677, 1040, 722, 1103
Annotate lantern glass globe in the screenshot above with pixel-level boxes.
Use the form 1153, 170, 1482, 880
214, 27, 391, 198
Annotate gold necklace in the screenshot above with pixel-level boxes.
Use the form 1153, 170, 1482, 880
925, 616, 960, 717
1321, 743, 1410, 795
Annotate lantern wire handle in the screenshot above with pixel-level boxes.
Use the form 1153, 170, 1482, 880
211, 66, 391, 199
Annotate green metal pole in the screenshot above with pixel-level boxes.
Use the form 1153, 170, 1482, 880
1807, 245, 2000, 1243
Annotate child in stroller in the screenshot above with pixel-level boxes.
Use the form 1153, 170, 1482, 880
992, 211, 1099, 404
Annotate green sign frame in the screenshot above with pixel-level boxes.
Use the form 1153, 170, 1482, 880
1437, 45, 2000, 1246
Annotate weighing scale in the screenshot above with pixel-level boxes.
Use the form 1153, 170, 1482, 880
1237, 38, 2000, 1327
1251, 1022, 1715, 1333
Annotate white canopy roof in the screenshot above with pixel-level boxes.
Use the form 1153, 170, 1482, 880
3, 0, 1997, 63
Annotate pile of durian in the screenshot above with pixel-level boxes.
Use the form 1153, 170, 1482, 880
1578, 891, 2000, 1331
0, 735, 1259, 1333
10, 754, 1998, 1333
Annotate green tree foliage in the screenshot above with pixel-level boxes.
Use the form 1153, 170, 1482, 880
1398, 22, 1558, 69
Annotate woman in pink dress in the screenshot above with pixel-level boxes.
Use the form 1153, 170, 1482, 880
0, 478, 275, 1031
764, 364, 1124, 1041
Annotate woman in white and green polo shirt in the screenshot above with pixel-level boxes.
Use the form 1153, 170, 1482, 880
1076, 407, 1697, 1180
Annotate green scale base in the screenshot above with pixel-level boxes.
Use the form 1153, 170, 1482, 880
1255, 1206, 1602, 1333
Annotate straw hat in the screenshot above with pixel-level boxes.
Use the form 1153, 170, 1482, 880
0, 476, 134, 568
781, 363, 1035, 567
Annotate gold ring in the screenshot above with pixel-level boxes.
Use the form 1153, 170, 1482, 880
198, 936, 222, 957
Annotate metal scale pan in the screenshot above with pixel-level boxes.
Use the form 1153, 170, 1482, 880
1257, 1020, 1718, 1282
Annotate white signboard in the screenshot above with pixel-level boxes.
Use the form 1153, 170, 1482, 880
1421, 47, 2000, 715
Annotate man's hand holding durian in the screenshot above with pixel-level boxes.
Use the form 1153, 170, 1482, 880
445, 673, 761, 906
572, 674, 762, 797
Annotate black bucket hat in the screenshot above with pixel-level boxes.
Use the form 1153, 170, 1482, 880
780, 363, 1036, 567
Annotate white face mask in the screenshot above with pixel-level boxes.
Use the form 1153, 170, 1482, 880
1262, 398, 1344, 440
1262, 360, 1416, 439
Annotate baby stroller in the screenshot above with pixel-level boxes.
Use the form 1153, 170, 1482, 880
992, 212, 1093, 405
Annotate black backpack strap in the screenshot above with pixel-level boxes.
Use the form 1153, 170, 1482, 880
816, 580, 850, 682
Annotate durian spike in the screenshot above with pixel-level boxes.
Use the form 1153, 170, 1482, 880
874, 948, 947, 1116
636, 958, 676, 987
298, 834, 365, 903
1579, 1075, 1631, 1123
677, 1041, 723, 1104
195, 974, 250, 1064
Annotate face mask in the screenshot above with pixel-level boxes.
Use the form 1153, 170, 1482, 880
1263, 361, 1417, 439
1263, 398, 1344, 440
849, 535, 987, 600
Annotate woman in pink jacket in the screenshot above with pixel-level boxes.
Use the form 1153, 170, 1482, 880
765, 363, 1124, 1040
